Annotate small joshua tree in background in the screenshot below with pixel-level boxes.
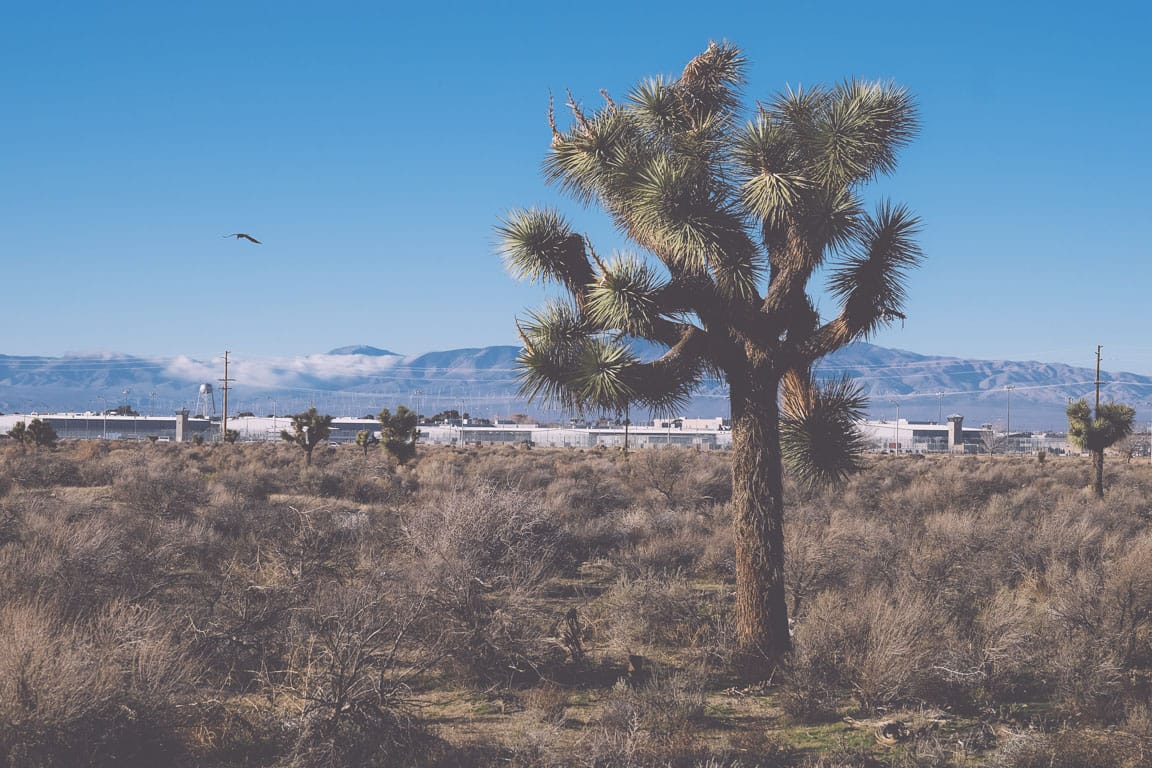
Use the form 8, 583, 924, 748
281, 407, 334, 466
6, 421, 28, 451
6, 419, 57, 451
379, 406, 418, 464
1067, 398, 1134, 498
355, 429, 379, 457
26, 418, 58, 450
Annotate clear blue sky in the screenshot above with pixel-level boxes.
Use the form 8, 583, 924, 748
2, 1, 1149, 375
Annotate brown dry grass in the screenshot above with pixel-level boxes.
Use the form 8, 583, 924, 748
1, 443, 1151, 766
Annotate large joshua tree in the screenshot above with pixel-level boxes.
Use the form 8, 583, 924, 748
499, 42, 921, 670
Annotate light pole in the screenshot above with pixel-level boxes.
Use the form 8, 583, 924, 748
937, 391, 944, 424
1005, 385, 1014, 454
1147, 401, 1151, 465
97, 396, 108, 439
890, 399, 901, 453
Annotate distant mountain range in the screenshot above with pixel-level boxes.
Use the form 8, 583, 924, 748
2, 343, 1149, 430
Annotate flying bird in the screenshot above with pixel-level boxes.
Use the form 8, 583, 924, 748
223, 233, 262, 244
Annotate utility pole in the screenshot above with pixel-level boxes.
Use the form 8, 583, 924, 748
1147, 401, 1152, 466
219, 351, 235, 441
1095, 345, 1102, 413
1005, 385, 1014, 454
890, 399, 901, 453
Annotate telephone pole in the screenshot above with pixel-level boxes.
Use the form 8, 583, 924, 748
219, 351, 235, 441
1005, 385, 1014, 454
1092, 345, 1103, 417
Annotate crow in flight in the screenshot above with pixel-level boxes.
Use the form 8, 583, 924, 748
224, 233, 262, 244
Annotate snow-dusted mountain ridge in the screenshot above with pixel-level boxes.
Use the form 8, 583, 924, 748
1, 343, 1148, 430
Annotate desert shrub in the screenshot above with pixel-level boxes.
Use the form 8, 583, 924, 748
611, 506, 717, 576
290, 451, 412, 503
398, 484, 567, 683
190, 555, 299, 692
0, 600, 195, 768
952, 587, 1050, 705
214, 466, 275, 504
72, 444, 125, 486
12, 438, 1152, 764
1041, 551, 1152, 719
0, 502, 22, 546
2, 453, 82, 488
523, 683, 571, 724
787, 587, 941, 713
545, 460, 631, 518
902, 509, 1013, 625
282, 586, 443, 768
989, 729, 1146, 768
202, 486, 273, 538
612, 668, 708, 734
1100, 533, 1152, 667
1048, 639, 1126, 721
343, 474, 398, 504
295, 466, 344, 498
820, 515, 904, 595
114, 465, 209, 519
633, 448, 730, 509
784, 504, 856, 616
597, 571, 720, 651
186, 505, 360, 692
476, 448, 582, 492
1041, 566, 1125, 718
0, 503, 190, 615
780, 654, 841, 723
278, 506, 364, 580
694, 506, 737, 581
584, 670, 710, 766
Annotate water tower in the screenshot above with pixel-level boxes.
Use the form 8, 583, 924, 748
195, 383, 216, 418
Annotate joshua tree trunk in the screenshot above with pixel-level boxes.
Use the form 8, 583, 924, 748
1092, 448, 1105, 498
730, 372, 791, 670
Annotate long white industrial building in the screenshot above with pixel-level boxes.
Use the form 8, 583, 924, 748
0, 411, 1070, 454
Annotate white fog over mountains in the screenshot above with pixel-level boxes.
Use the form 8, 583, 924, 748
2, 343, 1150, 430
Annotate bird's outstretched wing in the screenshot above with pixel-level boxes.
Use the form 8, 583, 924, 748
224, 233, 262, 244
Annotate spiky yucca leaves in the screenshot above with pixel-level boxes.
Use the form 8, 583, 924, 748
516, 299, 696, 416
735, 82, 917, 283
515, 301, 595, 411
826, 200, 923, 341
780, 372, 868, 487
497, 209, 592, 297
586, 254, 664, 335
1067, 399, 1136, 452
500, 42, 922, 672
